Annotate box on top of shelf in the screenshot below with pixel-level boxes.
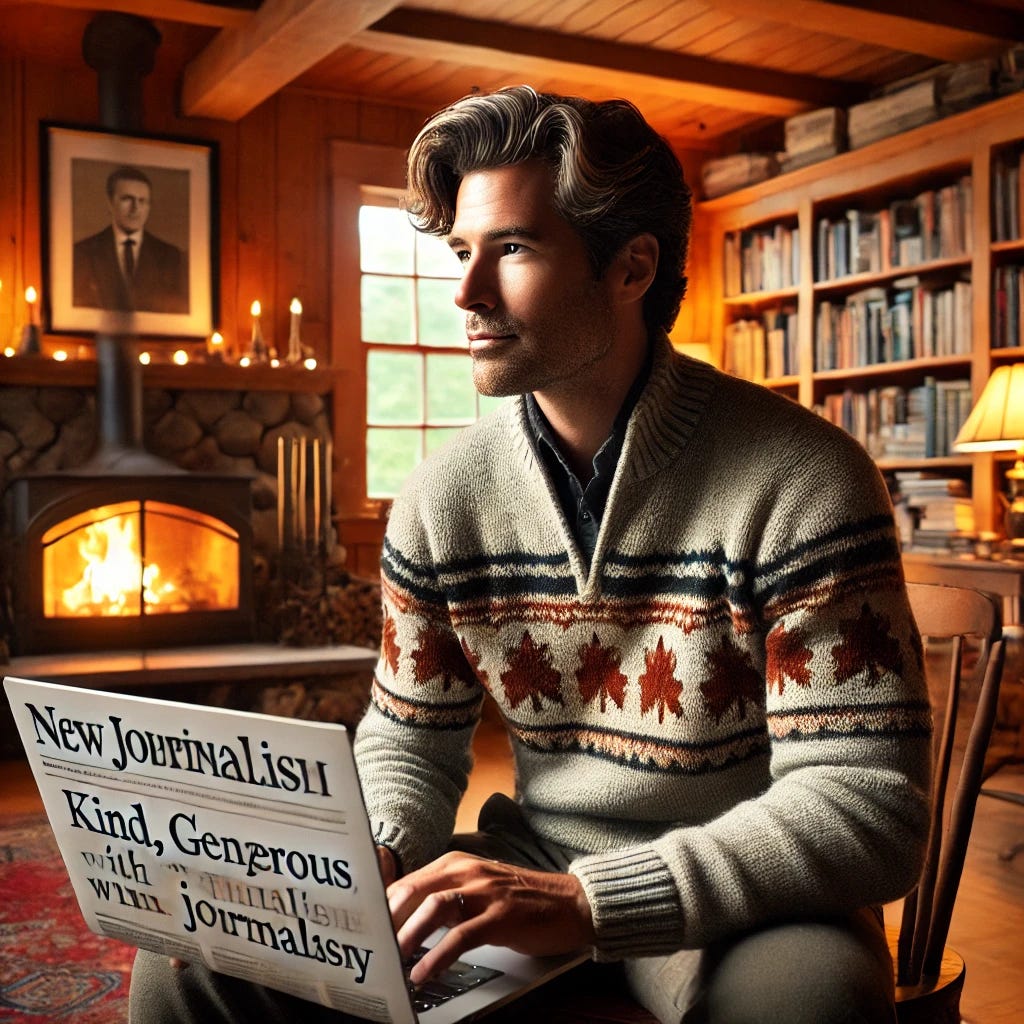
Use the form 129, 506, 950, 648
940, 59, 996, 114
848, 77, 939, 149
701, 152, 778, 199
784, 107, 847, 156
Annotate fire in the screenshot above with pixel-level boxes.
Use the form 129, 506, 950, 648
42, 501, 239, 620
58, 512, 181, 617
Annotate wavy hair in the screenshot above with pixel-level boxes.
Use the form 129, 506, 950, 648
405, 86, 691, 335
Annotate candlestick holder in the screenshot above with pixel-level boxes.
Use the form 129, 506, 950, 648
247, 318, 269, 364
18, 323, 41, 355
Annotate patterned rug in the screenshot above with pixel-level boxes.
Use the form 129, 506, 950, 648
0, 813, 132, 1021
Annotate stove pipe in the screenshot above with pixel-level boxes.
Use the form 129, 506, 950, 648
80, 14, 172, 473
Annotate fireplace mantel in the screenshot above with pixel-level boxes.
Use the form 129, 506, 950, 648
1, 354, 337, 395
3, 642, 377, 691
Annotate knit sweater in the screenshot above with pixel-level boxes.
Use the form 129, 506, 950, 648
353, 336, 933, 961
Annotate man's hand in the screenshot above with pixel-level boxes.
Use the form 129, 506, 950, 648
386, 851, 595, 986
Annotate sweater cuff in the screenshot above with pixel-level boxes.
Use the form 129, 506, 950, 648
569, 848, 683, 961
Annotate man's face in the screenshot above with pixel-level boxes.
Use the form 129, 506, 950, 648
108, 178, 151, 234
448, 160, 616, 399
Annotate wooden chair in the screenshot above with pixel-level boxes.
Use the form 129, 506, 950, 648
891, 582, 1007, 1024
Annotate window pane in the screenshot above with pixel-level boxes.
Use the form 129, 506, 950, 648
426, 353, 476, 423
360, 206, 414, 274
367, 428, 421, 498
426, 427, 463, 455
362, 275, 414, 344
418, 279, 465, 348
415, 231, 461, 278
367, 350, 423, 424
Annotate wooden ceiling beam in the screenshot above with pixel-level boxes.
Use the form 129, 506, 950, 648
704, 0, 1021, 62
0, 0, 255, 30
356, 9, 862, 117
181, 0, 400, 120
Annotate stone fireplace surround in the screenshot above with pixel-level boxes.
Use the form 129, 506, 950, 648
0, 381, 331, 557
0, 377, 385, 756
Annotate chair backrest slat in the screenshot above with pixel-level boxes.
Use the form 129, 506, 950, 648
900, 582, 1005, 987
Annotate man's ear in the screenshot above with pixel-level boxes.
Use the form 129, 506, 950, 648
613, 233, 659, 304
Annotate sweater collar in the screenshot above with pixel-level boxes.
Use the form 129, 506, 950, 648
511, 333, 718, 483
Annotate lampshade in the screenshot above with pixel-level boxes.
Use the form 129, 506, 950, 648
953, 364, 1024, 453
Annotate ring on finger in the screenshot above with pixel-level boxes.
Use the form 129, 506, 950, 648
454, 891, 467, 918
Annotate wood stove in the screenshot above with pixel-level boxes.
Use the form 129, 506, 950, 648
2, 13, 255, 656
5, 463, 254, 655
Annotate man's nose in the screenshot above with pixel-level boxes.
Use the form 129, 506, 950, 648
453, 257, 496, 312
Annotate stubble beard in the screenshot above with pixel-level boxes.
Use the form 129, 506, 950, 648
467, 284, 615, 399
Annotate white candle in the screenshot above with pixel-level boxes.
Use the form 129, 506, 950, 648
324, 439, 332, 548
25, 286, 38, 324
277, 436, 285, 551
250, 300, 265, 361
298, 438, 307, 546
288, 298, 303, 363
312, 437, 321, 544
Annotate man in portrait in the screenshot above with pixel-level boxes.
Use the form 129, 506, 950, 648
72, 165, 189, 314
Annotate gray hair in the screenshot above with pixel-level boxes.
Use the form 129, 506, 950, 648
406, 85, 691, 335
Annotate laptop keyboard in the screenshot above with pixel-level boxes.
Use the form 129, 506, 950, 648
405, 946, 504, 1013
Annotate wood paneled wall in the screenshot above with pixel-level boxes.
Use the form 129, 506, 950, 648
0, 41, 711, 579
0, 50, 434, 362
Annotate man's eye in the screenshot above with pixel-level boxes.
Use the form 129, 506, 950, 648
503, 242, 522, 256
454, 250, 470, 263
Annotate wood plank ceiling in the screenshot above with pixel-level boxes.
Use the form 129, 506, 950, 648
5, 0, 1024, 152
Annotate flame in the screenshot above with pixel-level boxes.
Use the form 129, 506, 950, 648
59, 514, 181, 617
43, 501, 240, 620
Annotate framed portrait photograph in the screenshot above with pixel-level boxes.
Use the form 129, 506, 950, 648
41, 122, 218, 339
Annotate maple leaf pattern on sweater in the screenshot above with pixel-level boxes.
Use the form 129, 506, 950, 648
382, 609, 400, 674
501, 631, 564, 711
833, 603, 904, 685
576, 632, 628, 712
701, 634, 763, 722
412, 623, 476, 690
639, 636, 684, 723
766, 623, 814, 695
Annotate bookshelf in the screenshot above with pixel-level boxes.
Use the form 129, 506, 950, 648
699, 90, 1024, 537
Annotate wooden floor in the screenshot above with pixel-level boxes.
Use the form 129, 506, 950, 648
3, 719, 1022, 1023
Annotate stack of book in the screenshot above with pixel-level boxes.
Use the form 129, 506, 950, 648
815, 279, 972, 371
848, 77, 939, 149
890, 471, 974, 551
816, 378, 972, 461
815, 177, 973, 281
992, 149, 1023, 242
701, 153, 778, 199
723, 306, 799, 382
780, 107, 847, 173
993, 264, 1023, 348
723, 223, 800, 296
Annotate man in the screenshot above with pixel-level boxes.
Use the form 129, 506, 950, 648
131, 87, 932, 1023
73, 165, 189, 314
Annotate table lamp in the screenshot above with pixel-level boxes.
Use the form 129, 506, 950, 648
953, 363, 1024, 544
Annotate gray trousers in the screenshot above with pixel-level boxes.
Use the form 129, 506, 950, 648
130, 795, 896, 1024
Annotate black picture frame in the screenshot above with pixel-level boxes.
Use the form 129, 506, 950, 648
41, 122, 219, 339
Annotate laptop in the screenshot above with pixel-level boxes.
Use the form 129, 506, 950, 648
3, 675, 587, 1023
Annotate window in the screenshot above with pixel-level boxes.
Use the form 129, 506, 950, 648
359, 192, 504, 499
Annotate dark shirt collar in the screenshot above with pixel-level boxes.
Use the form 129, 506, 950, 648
524, 341, 653, 567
